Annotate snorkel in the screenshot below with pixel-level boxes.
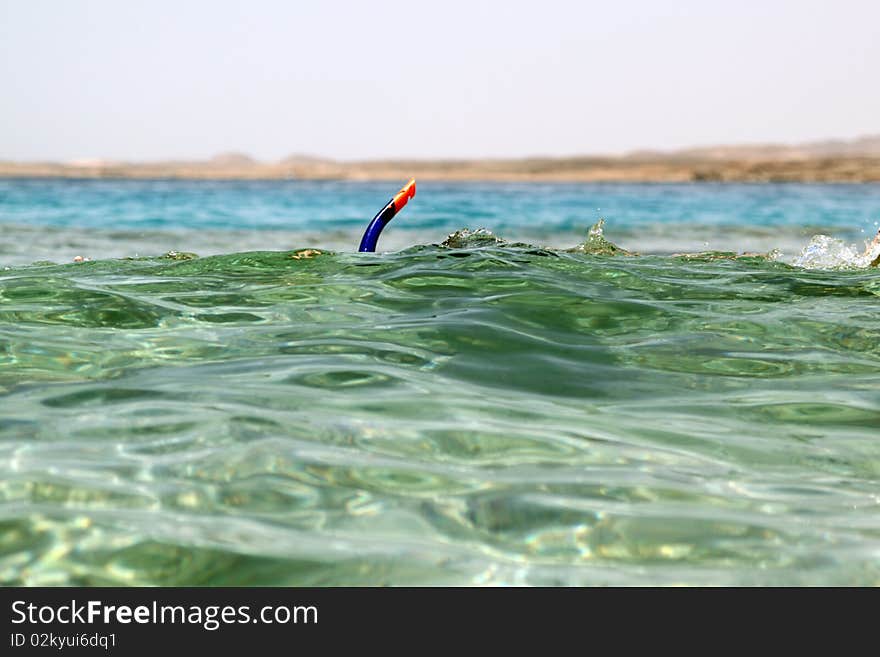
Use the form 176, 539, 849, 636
358, 179, 416, 252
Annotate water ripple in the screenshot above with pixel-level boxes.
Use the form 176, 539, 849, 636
1, 243, 879, 585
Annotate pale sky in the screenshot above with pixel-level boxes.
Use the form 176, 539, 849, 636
1, 0, 878, 161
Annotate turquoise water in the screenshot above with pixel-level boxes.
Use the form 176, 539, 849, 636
1, 180, 880, 585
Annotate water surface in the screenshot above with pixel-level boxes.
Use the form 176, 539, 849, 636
1, 180, 879, 585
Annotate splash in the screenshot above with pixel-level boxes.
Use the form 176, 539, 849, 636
567, 219, 633, 256
793, 231, 880, 270
871, 231, 880, 267
440, 228, 506, 249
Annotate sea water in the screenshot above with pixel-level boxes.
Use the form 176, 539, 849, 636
1, 179, 879, 585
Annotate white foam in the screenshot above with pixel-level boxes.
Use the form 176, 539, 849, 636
792, 232, 880, 270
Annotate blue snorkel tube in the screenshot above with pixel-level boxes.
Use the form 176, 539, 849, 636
358, 179, 416, 252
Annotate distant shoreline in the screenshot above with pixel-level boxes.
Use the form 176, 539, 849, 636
3, 156, 880, 183
0, 157, 880, 183
5, 134, 880, 183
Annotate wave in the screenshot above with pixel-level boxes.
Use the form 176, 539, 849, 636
3, 221, 880, 585
5, 217, 878, 271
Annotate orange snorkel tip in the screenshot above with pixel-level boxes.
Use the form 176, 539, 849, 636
392, 178, 416, 212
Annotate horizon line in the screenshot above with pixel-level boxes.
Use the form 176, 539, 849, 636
4, 133, 880, 166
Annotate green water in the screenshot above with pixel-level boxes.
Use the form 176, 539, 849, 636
2, 233, 880, 585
